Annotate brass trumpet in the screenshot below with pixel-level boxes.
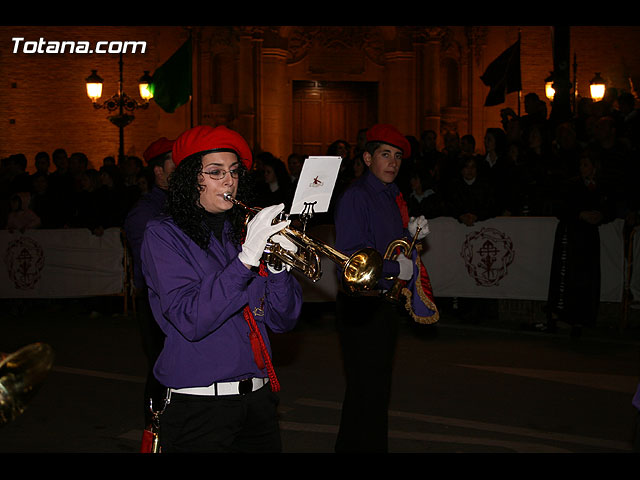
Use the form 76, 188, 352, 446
223, 193, 383, 294
382, 226, 421, 303
0, 343, 54, 425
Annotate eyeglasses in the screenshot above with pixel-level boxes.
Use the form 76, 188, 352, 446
201, 168, 243, 181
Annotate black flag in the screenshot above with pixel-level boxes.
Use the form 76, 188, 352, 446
480, 39, 521, 107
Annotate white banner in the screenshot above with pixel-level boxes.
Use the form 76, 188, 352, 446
0, 228, 125, 298
1, 219, 624, 303
295, 217, 625, 303
422, 217, 625, 302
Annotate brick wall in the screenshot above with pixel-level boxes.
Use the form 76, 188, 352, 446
2, 26, 639, 173
0, 26, 189, 171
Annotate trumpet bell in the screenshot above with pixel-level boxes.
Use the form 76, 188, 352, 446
342, 247, 383, 294
0, 342, 55, 425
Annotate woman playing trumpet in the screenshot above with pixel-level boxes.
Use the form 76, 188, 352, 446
140, 125, 302, 453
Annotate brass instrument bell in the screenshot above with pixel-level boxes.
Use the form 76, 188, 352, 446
0, 342, 54, 425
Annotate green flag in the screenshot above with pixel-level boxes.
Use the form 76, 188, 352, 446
150, 37, 192, 113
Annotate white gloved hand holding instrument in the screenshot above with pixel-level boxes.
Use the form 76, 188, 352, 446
407, 215, 429, 240
266, 233, 298, 273
238, 203, 290, 268
396, 253, 414, 281
395, 216, 429, 282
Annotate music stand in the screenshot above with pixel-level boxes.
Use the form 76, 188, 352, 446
289, 156, 342, 233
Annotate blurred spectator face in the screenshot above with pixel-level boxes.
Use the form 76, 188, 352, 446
53, 151, 68, 171
100, 170, 113, 187
137, 175, 150, 194
264, 165, 276, 184
528, 127, 542, 149
409, 174, 423, 194
444, 133, 460, 154
157, 157, 176, 189
579, 156, 595, 180
335, 142, 349, 159
32, 174, 48, 194
484, 132, 496, 152
462, 159, 477, 181
555, 123, 577, 150
421, 131, 437, 152
35, 155, 50, 174
460, 137, 475, 155
287, 155, 303, 178
122, 156, 141, 176
80, 173, 91, 191
68, 154, 87, 176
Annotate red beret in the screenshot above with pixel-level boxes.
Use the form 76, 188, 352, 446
172, 125, 253, 169
366, 124, 411, 159
143, 137, 174, 163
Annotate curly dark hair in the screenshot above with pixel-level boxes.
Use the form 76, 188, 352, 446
167, 152, 256, 251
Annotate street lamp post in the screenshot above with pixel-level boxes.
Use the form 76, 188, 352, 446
85, 52, 153, 164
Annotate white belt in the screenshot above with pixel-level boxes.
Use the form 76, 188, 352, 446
169, 377, 268, 397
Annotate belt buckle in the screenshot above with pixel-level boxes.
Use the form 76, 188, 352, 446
238, 378, 253, 395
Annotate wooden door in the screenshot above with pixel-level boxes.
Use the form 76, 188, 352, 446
292, 81, 378, 158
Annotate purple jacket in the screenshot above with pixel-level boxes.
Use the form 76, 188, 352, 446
141, 215, 302, 389
334, 170, 439, 323
124, 186, 167, 289
335, 170, 405, 289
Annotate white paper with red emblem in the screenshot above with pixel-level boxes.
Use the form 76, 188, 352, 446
289, 156, 342, 216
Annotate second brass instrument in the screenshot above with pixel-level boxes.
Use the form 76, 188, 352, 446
0, 342, 54, 425
382, 226, 421, 303
223, 193, 383, 294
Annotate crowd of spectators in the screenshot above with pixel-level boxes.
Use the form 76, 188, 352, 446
2, 89, 639, 244
390, 91, 640, 231
0, 150, 148, 235
243, 90, 640, 234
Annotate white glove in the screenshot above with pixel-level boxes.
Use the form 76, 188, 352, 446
266, 233, 298, 274
396, 253, 413, 281
408, 215, 429, 240
238, 204, 290, 267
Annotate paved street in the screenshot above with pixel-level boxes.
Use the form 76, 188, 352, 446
0, 298, 639, 454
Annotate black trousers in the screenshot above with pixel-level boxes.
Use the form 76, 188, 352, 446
335, 292, 401, 453
546, 221, 601, 326
158, 385, 281, 453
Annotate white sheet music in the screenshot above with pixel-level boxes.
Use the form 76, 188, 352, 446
290, 156, 342, 215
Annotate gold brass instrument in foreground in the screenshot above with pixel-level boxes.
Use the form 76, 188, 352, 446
382, 226, 421, 303
223, 193, 383, 294
0, 342, 55, 425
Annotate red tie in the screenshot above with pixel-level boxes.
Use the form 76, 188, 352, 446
242, 262, 280, 392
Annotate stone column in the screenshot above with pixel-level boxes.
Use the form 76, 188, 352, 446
419, 28, 445, 139
237, 33, 256, 148
259, 47, 291, 159
381, 50, 415, 136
